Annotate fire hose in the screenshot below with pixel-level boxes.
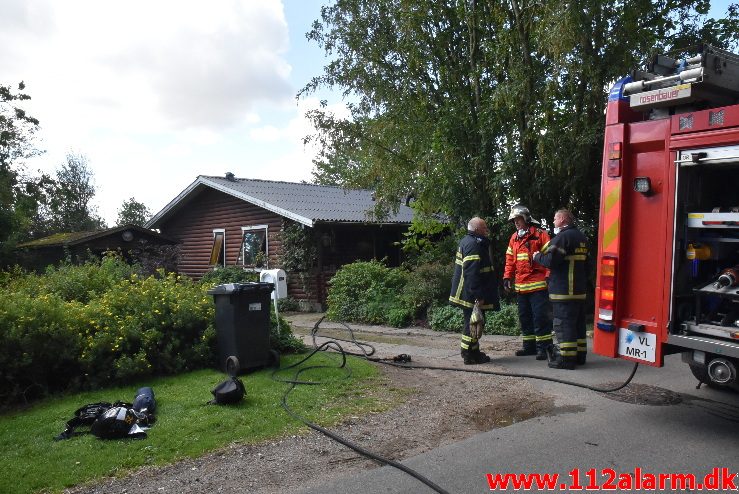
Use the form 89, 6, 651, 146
272, 317, 640, 494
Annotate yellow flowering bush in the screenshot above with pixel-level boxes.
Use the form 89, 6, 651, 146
0, 261, 215, 404
0, 291, 83, 402
80, 271, 215, 386
1, 257, 305, 405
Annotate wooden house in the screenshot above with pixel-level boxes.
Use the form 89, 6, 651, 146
146, 175, 414, 307
15, 224, 178, 272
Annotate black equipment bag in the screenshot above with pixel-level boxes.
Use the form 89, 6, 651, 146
209, 376, 245, 405
54, 402, 121, 440
54, 387, 157, 440
90, 406, 148, 439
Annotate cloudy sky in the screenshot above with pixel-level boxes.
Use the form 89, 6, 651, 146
3, 0, 734, 226
2, 0, 346, 225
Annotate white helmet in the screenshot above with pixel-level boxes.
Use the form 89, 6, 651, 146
508, 205, 531, 223
509, 205, 541, 226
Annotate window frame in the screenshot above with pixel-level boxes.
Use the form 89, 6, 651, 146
209, 229, 226, 268
240, 225, 269, 270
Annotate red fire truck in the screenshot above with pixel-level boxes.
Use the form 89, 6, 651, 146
594, 44, 739, 390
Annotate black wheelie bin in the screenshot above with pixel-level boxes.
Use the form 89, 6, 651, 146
207, 282, 276, 374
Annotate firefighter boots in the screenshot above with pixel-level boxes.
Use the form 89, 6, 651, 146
536, 344, 551, 361
548, 356, 576, 370
462, 349, 491, 365
546, 345, 576, 370
515, 340, 537, 356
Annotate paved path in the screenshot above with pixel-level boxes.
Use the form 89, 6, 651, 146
286, 313, 739, 494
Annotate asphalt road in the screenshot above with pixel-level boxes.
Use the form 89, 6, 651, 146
295, 339, 739, 493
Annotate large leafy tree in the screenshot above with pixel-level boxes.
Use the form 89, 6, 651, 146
116, 197, 151, 227
302, 0, 739, 236
45, 153, 106, 232
0, 82, 48, 265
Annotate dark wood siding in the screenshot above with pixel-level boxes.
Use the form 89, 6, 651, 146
158, 188, 284, 279
158, 188, 409, 307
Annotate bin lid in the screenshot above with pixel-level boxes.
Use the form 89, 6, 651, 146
207, 282, 274, 295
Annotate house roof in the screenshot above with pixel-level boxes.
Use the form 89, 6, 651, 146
146, 175, 415, 228
17, 224, 176, 249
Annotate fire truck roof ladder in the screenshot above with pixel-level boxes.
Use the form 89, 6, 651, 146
622, 44, 739, 112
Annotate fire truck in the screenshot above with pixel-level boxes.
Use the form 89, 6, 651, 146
594, 44, 739, 390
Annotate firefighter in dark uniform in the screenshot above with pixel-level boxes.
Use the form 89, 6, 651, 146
533, 209, 589, 370
449, 217, 500, 365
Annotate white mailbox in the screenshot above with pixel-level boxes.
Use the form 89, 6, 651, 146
259, 269, 288, 299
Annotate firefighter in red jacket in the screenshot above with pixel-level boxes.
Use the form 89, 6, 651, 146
503, 205, 552, 359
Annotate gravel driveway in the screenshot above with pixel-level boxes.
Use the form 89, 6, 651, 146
66, 314, 558, 494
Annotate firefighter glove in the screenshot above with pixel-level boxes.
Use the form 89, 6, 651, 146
503, 279, 512, 293
470, 301, 485, 340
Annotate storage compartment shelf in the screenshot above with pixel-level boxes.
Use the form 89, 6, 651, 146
694, 280, 739, 298
687, 212, 739, 228
682, 321, 739, 340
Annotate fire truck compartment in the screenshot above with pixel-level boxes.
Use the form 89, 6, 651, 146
670, 146, 739, 358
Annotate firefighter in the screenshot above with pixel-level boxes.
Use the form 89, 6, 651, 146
449, 217, 500, 365
533, 209, 589, 370
503, 205, 552, 360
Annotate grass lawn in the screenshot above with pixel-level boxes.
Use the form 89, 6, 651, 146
0, 353, 391, 494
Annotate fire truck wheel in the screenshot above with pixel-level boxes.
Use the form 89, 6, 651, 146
688, 362, 729, 390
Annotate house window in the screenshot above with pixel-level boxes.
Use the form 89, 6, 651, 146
209, 229, 225, 267
241, 225, 268, 268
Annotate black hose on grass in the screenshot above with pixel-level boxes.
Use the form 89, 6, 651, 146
312, 316, 640, 393
272, 340, 451, 494
275, 317, 641, 494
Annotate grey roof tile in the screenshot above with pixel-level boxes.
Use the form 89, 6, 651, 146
148, 175, 414, 227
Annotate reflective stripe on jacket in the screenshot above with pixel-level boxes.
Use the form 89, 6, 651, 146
503, 226, 550, 293
534, 225, 588, 300
449, 232, 499, 310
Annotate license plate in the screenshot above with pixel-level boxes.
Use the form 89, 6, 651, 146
248, 303, 261, 311
618, 328, 656, 363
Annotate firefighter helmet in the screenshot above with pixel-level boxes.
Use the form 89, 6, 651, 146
508, 205, 532, 223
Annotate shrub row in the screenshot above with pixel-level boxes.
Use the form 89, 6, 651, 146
325, 260, 519, 335
427, 302, 520, 335
0, 257, 304, 406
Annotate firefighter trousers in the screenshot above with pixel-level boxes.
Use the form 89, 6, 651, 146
552, 301, 586, 363
460, 307, 480, 356
516, 290, 552, 352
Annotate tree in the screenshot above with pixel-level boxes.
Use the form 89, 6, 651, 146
301, 0, 739, 236
116, 197, 151, 226
45, 153, 106, 232
0, 82, 45, 265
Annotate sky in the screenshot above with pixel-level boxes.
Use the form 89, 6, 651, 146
2, 0, 735, 227
2, 0, 347, 226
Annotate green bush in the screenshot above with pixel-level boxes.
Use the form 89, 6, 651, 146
428, 303, 464, 332
485, 303, 520, 335
77, 271, 216, 387
0, 259, 304, 406
0, 291, 84, 401
277, 297, 301, 312
7, 255, 138, 303
428, 302, 520, 335
398, 262, 453, 319
271, 307, 307, 353
199, 266, 259, 287
386, 305, 415, 328
326, 260, 407, 324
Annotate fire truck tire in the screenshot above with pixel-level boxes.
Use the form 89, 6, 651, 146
688, 362, 731, 390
